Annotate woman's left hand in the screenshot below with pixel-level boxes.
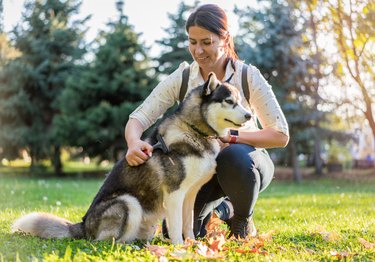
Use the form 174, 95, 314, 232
219, 129, 232, 144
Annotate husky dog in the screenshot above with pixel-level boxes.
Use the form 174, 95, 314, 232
12, 73, 251, 245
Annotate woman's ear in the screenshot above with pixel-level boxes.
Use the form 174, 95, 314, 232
223, 33, 230, 47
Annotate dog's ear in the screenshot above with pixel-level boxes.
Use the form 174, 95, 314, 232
203, 72, 220, 96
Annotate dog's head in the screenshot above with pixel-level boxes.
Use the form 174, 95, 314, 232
201, 72, 252, 136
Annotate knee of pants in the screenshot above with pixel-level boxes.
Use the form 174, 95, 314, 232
216, 144, 255, 174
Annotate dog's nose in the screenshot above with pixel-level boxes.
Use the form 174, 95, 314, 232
245, 113, 252, 120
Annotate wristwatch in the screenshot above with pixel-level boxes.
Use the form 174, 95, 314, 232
229, 129, 238, 144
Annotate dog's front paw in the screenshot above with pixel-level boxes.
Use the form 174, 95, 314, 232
171, 237, 184, 245
183, 231, 195, 240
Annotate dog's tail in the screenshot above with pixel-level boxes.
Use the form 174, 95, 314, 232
11, 212, 85, 239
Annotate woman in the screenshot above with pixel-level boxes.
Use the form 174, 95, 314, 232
124, 4, 289, 238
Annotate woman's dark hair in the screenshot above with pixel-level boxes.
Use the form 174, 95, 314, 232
186, 4, 239, 63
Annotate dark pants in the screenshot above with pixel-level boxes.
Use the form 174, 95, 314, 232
193, 144, 275, 237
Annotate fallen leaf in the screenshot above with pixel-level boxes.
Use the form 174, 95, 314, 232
324, 231, 341, 242
159, 256, 168, 262
207, 233, 226, 252
193, 241, 225, 259
358, 238, 375, 249
169, 249, 194, 260
259, 230, 276, 241
195, 242, 209, 257
330, 250, 350, 259
314, 225, 341, 242
183, 237, 198, 248
205, 213, 228, 238
206, 214, 223, 232
305, 248, 316, 254
145, 244, 168, 257
233, 247, 268, 255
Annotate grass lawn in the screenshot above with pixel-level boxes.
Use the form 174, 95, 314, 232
0, 174, 374, 261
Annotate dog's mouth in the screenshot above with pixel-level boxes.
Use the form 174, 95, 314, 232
224, 118, 243, 127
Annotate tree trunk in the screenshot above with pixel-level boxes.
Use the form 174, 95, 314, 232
314, 131, 323, 176
53, 145, 63, 177
290, 140, 302, 183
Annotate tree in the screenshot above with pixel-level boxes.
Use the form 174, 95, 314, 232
0, 34, 21, 67
155, 1, 196, 76
0, 0, 3, 33
329, 0, 374, 140
293, 0, 335, 176
0, 0, 88, 175
235, 0, 320, 181
55, 1, 156, 161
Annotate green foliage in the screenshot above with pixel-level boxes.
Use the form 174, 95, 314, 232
235, 0, 335, 168
0, 33, 21, 67
326, 140, 352, 166
0, 0, 3, 33
329, 0, 375, 139
0, 176, 374, 261
0, 0, 87, 167
155, 1, 196, 75
55, 5, 157, 161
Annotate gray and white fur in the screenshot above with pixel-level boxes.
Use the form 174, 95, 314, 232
12, 72, 252, 245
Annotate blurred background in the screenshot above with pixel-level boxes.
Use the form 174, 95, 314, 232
0, 0, 374, 181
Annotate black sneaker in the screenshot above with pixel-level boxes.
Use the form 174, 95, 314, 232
227, 214, 257, 238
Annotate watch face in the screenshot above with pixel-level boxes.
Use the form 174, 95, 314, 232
230, 129, 239, 136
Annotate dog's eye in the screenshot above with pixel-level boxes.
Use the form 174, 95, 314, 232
225, 99, 234, 105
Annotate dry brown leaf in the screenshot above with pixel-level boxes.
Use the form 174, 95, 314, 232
330, 250, 350, 259
233, 247, 268, 255
259, 230, 276, 241
206, 214, 223, 232
169, 249, 194, 260
305, 248, 316, 254
313, 225, 341, 242
196, 242, 209, 257
358, 237, 375, 249
207, 233, 226, 252
183, 237, 198, 248
195, 242, 224, 259
205, 213, 229, 239
145, 244, 168, 257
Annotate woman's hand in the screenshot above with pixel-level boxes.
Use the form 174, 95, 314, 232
125, 139, 153, 166
219, 129, 234, 144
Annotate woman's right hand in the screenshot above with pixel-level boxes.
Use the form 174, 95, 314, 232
125, 139, 153, 166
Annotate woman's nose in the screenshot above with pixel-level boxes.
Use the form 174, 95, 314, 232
195, 44, 204, 54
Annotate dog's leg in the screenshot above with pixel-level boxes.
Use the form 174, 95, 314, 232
86, 194, 142, 243
164, 191, 185, 245
182, 187, 199, 240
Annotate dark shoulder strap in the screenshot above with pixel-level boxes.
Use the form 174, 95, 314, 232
241, 64, 250, 102
179, 66, 190, 102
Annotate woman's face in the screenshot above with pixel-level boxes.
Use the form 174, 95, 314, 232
188, 26, 227, 71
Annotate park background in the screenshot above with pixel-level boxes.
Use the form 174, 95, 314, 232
0, 0, 374, 261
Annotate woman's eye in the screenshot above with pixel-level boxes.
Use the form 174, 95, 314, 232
225, 99, 234, 105
203, 41, 212, 45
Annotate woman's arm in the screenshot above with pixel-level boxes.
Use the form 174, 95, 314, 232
124, 118, 153, 166
245, 64, 290, 146
124, 62, 190, 166
220, 127, 289, 148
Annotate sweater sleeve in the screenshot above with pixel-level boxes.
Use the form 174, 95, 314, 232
247, 64, 289, 136
129, 62, 189, 130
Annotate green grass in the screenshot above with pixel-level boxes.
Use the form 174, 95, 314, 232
0, 175, 374, 261
0, 160, 112, 177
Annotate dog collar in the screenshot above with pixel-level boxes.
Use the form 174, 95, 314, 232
188, 124, 218, 139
